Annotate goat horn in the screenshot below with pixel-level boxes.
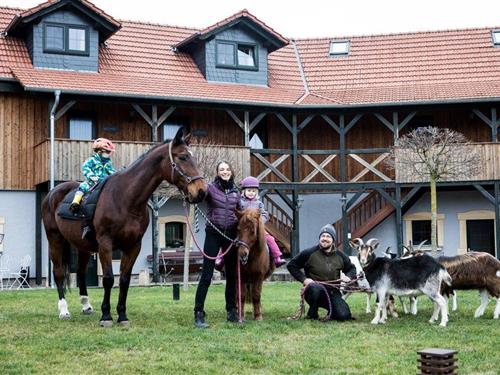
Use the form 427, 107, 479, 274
416, 240, 427, 250
350, 238, 364, 247
366, 238, 379, 248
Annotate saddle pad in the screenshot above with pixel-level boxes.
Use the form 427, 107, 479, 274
57, 177, 110, 221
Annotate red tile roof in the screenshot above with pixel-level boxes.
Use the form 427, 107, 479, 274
1, 3, 500, 107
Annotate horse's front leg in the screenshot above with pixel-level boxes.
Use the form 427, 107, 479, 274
77, 251, 94, 315
98, 243, 114, 327
116, 243, 141, 326
252, 280, 263, 321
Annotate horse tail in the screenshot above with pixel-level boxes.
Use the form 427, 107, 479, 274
245, 283, 252, 304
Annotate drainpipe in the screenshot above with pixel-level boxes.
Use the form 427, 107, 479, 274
47, 90, 61, 287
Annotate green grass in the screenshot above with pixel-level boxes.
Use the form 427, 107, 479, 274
0, 283, 498, 375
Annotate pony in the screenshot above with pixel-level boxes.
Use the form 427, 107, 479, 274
235, 208, 275, 320
42, 128, 207, 326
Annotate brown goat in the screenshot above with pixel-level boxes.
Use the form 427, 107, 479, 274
439, 252, 500, 319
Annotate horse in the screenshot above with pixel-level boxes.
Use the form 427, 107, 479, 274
235, 208, 275, 321
41, 128, 207, 326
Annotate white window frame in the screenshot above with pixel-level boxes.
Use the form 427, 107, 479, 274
158, 215, 190, 250
492, 30, 500, 46
329, 40, 350, 56
0, 217, 4, 253
403, 212, 445, 250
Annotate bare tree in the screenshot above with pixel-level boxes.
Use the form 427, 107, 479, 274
389, 127, 481, 256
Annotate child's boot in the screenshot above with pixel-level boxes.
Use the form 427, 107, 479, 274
70, 191, 84, 213
274, 256, 286, 268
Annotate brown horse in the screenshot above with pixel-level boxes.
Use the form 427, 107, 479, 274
236, 208, 275, 320
42, 129, 207, 326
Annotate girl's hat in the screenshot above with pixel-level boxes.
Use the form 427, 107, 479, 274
93, 138, 115, 152
240, 176, 259, 189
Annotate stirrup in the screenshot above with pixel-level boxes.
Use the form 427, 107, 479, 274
82, 226, 92, 240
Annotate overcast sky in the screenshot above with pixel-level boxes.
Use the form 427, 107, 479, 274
2, 0, 500, 38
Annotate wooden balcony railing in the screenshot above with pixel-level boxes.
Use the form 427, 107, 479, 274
262, 195, 292, 253
33, 139, 250, 186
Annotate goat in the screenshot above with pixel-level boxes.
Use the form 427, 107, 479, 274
350, 237, 452, 327
438, 252, 500, 319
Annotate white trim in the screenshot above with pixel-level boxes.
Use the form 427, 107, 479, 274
0, 216, 5, 253
158, 215, 190, 250
403, 212, 445, 249
457, 210, 495, 255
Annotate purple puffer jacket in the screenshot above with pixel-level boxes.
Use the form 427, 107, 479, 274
205, 180, 240, 230
239, 196, 269, 223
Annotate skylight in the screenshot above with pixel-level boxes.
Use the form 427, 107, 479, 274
329, 40, 350, 56
493, 30, 500, 46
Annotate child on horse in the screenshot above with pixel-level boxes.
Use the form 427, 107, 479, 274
215, 176, 286, 271
70, 138, 116, 236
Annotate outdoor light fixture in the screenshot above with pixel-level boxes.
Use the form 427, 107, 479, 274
296, 195, 304, 209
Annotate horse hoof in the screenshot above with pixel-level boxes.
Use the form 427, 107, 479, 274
118, 320, 130, 327
254, 315, 263, 321
59, 313, 71, 320
99, 320, 113, 328
81, 307, 94, 315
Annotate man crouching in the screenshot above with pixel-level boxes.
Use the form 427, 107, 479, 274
287, 224, 356, 321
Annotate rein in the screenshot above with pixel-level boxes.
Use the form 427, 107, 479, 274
288, 274, 369, 321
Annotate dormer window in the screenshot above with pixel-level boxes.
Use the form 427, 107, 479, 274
43, 23, 89, 55
493, 30, 500, 46
216, 41, 258, 70
329, 40, 350, 56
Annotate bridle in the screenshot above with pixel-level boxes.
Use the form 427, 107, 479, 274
168, 141, 204, 185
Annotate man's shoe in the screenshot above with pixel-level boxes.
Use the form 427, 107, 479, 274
305, 308, 319, 320
227, 308, 239, 323
194, 311, 209, 328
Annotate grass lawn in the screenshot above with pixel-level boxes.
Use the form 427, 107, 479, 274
0, 283, 498, 375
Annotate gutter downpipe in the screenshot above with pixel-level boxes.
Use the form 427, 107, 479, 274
47, 90, 61, 287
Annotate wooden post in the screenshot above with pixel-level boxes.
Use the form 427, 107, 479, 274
291, 114, 300, 256
495, 182, 500, 260
417, 348, 458, 374
150, 195, 160, 283
395, 185, 403, 257
35, 184, 43, 285
183, 205, 195, 291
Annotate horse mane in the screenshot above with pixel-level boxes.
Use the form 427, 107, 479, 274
241, 209, 268, 256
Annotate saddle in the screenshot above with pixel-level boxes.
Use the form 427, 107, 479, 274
57, 177, 110, 221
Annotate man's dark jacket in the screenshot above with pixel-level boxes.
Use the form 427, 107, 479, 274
287, 245, 357, 283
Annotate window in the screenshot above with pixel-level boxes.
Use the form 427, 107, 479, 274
216, 41, 258, 69
44, 23, 89, 55
69, 118, 94, 140
162, 118, 189, 142
493, 30, 500, 46
411, 220, 432, 245
404, 212, 444, 250
329, 40, 350, 56
165, 222, 185, 248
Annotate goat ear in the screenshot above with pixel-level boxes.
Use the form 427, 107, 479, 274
350, 238, 362, 251
366, 238, 379, 251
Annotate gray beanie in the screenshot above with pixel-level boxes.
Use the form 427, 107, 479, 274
319, 224, 336, 241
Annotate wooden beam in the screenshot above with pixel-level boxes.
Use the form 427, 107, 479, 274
349, 153, 391, 182
321, 114, 340, 134
226, 110, 244, 130
297, 114, 315, 133
54, 100, 76, 121
398, 111, 417, 132
249, 113, 266, 132
244, 111, 250, 147
346, 190, 365, 210
301, 154, 337, 183
132, 104, 153, 126
254, 153, 291, 182
157, 106, 176, 126
473, 184, 495, 204
344, 113, 363, 134
276, 113, 293, 133
472, 109, 493, 127
495, 182, 500, 259
374, 113, 395, 133
275, 189, 294, 209
401, 186, 421, 207
374, 187, 397, 207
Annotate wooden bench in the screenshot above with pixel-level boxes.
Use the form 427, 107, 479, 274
146, 249, 204, 277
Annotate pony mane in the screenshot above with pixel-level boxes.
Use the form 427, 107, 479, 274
241, 209, 267, 255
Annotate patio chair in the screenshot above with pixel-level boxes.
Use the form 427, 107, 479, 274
0, 254, 12, 290
9, 255, 32, 290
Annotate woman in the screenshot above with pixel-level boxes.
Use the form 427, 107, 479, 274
194, 161, 240, 328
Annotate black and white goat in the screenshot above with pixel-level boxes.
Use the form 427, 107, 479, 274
350, 238, 452, 327
439, 252, 500, 319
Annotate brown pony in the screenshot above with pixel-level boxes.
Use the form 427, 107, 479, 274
42, 128, 207, 326
236, 208, 275, 320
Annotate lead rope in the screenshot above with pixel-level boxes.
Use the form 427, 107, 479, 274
288, 274, 369, 321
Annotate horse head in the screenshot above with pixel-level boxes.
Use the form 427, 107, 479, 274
165, 128, 207, 203
236, 208, 266, 265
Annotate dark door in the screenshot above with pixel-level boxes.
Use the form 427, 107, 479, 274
466, 219, 495, 256
70, 248, 98, 287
